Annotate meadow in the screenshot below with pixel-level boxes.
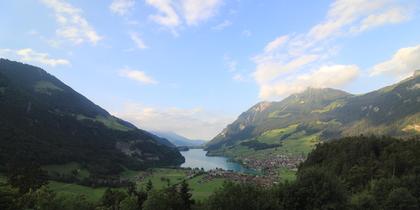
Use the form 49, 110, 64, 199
38, 168, 227, 202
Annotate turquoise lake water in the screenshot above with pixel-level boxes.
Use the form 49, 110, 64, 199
180, 149, 254, 173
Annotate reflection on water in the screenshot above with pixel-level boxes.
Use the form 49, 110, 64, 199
180, 149, 254, 173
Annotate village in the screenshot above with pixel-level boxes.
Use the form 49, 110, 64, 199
130, 152, 306, 189
241, 153, 306, 175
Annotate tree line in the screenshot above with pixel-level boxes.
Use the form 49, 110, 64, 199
1, 135, 420, 209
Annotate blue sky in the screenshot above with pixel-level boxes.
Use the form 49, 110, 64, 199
1, 0, 420, 140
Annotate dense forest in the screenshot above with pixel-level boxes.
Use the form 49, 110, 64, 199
0, 59, 184, 175
1, 135, 420, 210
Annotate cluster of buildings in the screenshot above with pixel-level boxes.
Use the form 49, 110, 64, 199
200, 168, 278, 187
133, 153, 306, 188
241, 154, 305, 174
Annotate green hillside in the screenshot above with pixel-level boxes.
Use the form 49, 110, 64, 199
206, 71, 420, 159
0, 59, 184, 175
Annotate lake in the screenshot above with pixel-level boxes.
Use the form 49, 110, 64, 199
180, 149, 254, 173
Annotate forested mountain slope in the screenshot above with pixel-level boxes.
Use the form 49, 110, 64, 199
0, 59, 184, 174
206, 71, 420, 156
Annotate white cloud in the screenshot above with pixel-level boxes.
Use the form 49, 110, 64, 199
264, 35, 288, 53
351, 7, 411, 33
181, 0, 223, 26
260, 65, 360, 99
114, 103, 234, 140
242, 30, 252, 37
119, 68, 158, 84
40, 0, 102, 45
212, 20, 232, 30
130, 32, 148, 49
110, 0, 135, 16
371, 45, 420, 79
145, 0, 223, 31
145, 0, 181, 28
253, 0, 412, 100
0, 48, 69, 67
233, 73, 245, 82
253, 54, 319, 85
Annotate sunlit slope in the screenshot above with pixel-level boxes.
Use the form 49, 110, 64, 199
206, 71, 420, 157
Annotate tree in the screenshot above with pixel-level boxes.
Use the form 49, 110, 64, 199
57, 194, 93, 210
17, 186, 61, 210
350, 191, 377, 210
133, 188, 148, 209
206, 182, 278, 210
127, 182, 136, 196
146, 180, 153, 192
143, 187, 183, 210
0, 183, 19, 210
101, 188, 128, 210
384, 188, 419, 210
179, 180, 194, 210
6, 160, 48, 194
120, 196, 139, 210
126, 182, 147, 209
281, 168, 348, 210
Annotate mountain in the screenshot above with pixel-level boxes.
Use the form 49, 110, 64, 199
206, 71, 420, 158
0, 59, 184, 175
152, 131, 206, 147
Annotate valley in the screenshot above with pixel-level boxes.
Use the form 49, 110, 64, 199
3, 0, 420, 209
0, 59, 419, 210
205, 71, 420, 175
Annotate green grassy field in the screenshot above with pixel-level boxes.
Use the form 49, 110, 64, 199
278, 168, 297, 182
48, 181, 118, 202
137, 168, 187, 189
46, 168, 226, 202
134, 168, 226, 200
1, 172, 107, 202
187, 175, 225, 200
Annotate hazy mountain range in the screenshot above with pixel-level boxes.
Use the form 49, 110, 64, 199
152, 131, 206, 147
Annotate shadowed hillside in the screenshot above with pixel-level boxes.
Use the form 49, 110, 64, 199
0, 59, 184, 175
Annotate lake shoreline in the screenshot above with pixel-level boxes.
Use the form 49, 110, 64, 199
179, 149, 256, 174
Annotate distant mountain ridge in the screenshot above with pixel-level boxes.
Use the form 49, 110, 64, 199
0, 59, 184, 174
206, 71, 420, 155
152, 131, 206, 147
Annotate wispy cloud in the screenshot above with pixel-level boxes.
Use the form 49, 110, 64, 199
130, 32, 148, 49
0, 48, 70, 67
181, 0, 223, 26
232, 73, 246, 82
40, 0, 102, 45
146, 0, 181, 28
110, 0, 135, 16
260, 65, 360, 99
114, 103, 234, 140
119, 68, 158, 85
252, 0, 413, 100
264, 35, 288, 53
223, 54, 237, 72
145, 0, 223, 32
351, 7, 411, 33
370, 44, 420, 79
212, 20, 232, 30
241, 29, 252, 37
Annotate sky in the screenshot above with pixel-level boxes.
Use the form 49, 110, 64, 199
1, 0, 420, 140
